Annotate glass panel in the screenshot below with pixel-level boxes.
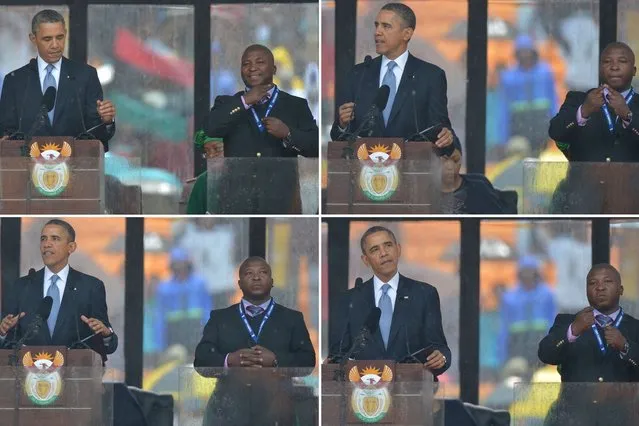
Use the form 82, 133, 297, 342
611, 220, 639, 316
485, 0, 599, 206
618, 0, 639, 92
334, 220, 461, 398
321, 0, 336, 192
142, 218, 250, 392
20, 217, 126, 382
87, 5, 194, 214
0, 6, 70, 86
479, 220, 591, 410
321, 222, 328, 361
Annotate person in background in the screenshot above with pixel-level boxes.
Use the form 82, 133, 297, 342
186, 130, 223, 214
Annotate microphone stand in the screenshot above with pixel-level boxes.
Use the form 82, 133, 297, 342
336, 333, 369, 426
9, 317, 43, 426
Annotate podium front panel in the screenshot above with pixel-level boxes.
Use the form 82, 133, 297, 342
206, 157, 319, 214
522, 160, 639, 214
510, 382, 639, 426
0, 366, 113, 426
178, 366, 317, 426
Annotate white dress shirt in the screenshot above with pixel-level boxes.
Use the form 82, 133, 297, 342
37, 55, 62, 93
567, 307, 621, 342
43, 263, 69, 301
373, 271, 400, 312
379, 49, 409, 88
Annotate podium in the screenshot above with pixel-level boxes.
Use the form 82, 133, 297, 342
0, 347, 112, 426
0, 138, 105, 214
326, 139, 441, 214
322, 361, 443, 425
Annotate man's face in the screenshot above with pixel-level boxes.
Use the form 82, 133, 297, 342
441, 150, 462, 184
241, 48, 276, 88
374, 10, 413, 59
30, 22, 66, 64
601, 47, 636, 91
586, 268, 623, 312
40, 224, 75, 271
361, 231, 401, 280
238, 259, 274, 300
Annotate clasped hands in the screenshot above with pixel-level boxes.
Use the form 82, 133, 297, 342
228, 345, 277, 368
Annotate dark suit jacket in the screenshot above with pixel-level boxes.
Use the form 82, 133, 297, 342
548, 90, 639, 162
538, 313, 639, 426
329, 274, 451, 377
206, 90, 318, 158
194, 302, 316, 426
2, 267, 118, 359
0, 57, 115, 151
330, 53, 460, 156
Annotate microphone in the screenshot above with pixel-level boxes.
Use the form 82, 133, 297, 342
42, 86, 56, 113
10, 296, 53, 349
337, 55, 372, 142
330, 278, 364, 363
69, 73, 94, 141
410, 84, 421, 141
346, 85, 391, 140
374, 84, 390, 111
68, 286, 92, 350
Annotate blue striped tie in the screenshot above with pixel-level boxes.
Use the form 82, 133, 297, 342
379, 284, 392, 348
382, 61, 397, 126
43, 64, 56, 125
47, 275, 61, 337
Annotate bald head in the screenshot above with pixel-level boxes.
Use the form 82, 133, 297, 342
602, 42, 635, 64
242, 44, 274, 64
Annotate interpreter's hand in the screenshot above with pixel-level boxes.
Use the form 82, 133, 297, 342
423, 350, 447, 371
244, 84, 274, 105
604, 326, 627, 351
262, 117, 290, 139
570, 306, 595, 337
0, 313, 25, 337
581, 86, 605, 118
434, 127, 454, 148
227, 348, 262, 367
80, 315, 112, 337
252, 345, 277, 367
338, 102, 356, 128
97, 100, 116, 124
604, 85, 632, 120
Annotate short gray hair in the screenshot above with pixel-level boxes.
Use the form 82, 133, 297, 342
32, 9, 66, 35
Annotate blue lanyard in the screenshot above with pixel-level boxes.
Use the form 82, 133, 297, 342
249, 87, 280, 133
602, 88, 635, 134
592, 308, 624, 354
238, 299, 275, 345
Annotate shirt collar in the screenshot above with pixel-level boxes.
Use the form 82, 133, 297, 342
381, 49, 409, 74
594, 307, 621, 322
603, 87, 633, 99
244, 85, 276, 103
37, 55, 62, 74
44, 264, 70, 285
242, 297, 273, 313
373, 271, 400, 293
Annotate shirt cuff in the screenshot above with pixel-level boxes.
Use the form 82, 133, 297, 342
576, 105, 589, 126
103, 335, 112, 343
567, 324, 579, 342
224, 353, 229, 367
622, 119, 631, 128
241, 96, 250, 110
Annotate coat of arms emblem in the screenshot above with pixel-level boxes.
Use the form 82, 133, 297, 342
357, 143, 401, 201
22, 351, 65, 405
349, 365, 393, 423
30, 141, 72, 197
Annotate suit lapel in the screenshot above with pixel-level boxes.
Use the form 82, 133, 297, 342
360, 279, 385, 354
387, 54, 417, 126
51, 267, 77, 342
359, 58, 382, 126
52, 58, 71, 129
387, 275, 410, 351
26, 268, 53, 344
24, 60, 45, 132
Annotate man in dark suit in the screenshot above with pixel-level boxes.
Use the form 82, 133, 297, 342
205, 44, 318, 214
194, 256, 316, 425
0, 219, 118, 361
330, 3, 460, 155
0, 10, 116, 150
538, 263, 639, 426
548, 42, 639, 212
328, 226, 451, 379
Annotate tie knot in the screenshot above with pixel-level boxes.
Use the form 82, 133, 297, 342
46, 64, 54, 73
246, 305, 265, 317
387, 61, 397, 71
381, 283, 391, 295
595, 314, 613, 328
51, 274, 59, 284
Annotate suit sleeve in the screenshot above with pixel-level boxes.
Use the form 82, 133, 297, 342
0, 279, 21, 347
538, 314, 573, 365
83, 66, 115, 149
272, 311, 316, 368
194, 310, 226, 373
329, 67, 356, 141
90, 278, 118, 355
619, 110, 639, 142
427, 67, 460, 157
422, 286, 451, 376
328, 291, 352, 362
205, 95, 247, 138
286, 98, 318, 158
548, 91, 586, 153
0, 73, 18, 136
